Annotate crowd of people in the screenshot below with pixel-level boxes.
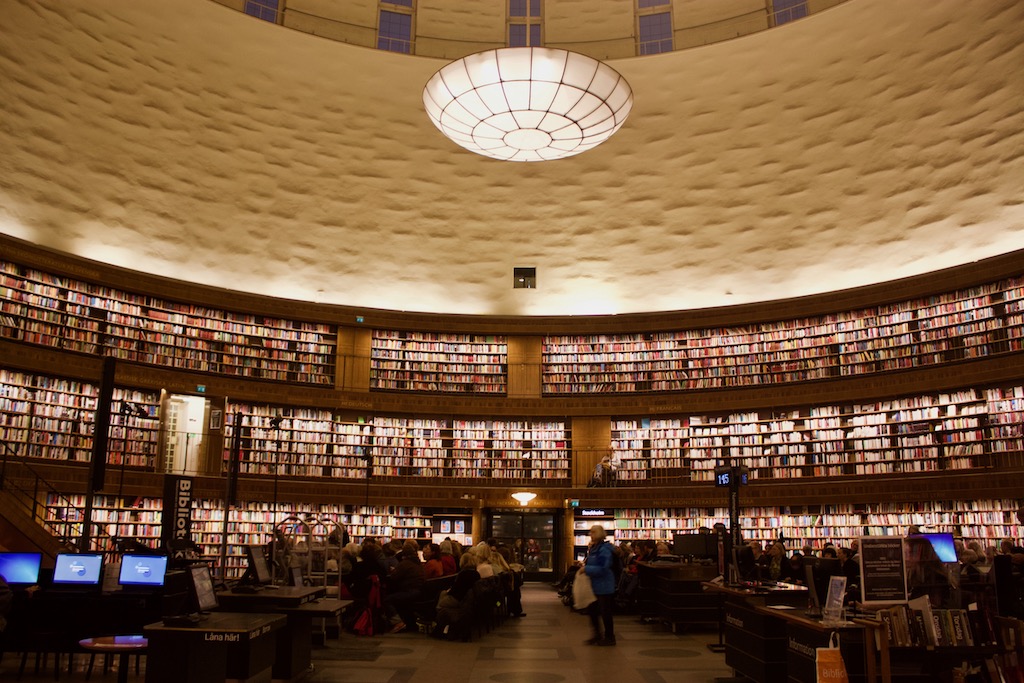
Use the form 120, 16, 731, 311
553, 527, 1024, 626
334, 535, 526, 638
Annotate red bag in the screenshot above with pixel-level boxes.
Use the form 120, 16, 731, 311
353, 608, 374, 636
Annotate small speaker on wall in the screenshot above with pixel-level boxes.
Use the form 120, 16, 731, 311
513, 267, 536, 289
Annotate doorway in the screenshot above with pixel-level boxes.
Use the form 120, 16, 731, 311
488, 510, 560, 582
161, 393, 211, 474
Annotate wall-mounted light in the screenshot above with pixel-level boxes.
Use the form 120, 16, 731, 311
511, 491, 537, 506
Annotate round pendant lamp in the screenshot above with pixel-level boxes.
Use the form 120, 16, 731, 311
423, 47, 634, 162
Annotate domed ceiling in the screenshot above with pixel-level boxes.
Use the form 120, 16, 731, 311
1, 0, 1022, 316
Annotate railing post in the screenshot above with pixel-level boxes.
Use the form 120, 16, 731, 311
31, 475, 40, 524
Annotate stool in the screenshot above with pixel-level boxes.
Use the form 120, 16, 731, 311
78, 636, 148, 683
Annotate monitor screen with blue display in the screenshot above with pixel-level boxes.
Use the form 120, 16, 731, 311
118, 554, 168, 587
907, 533, 958, 563
0, 552, 42, 585
53, 553, 104, 585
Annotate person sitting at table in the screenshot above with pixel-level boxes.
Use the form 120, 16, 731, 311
384, 540, 425, 633
422, 543, 444, 580
438, 540, 458, 576
347, 543, 386, 601
765, 541, 795, 583
433, 568, 480, 641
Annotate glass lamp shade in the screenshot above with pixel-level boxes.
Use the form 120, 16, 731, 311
423, 47, 634, 162
511, 491, 537, 506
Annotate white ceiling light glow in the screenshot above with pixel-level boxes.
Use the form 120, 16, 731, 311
423, 47, 634, 162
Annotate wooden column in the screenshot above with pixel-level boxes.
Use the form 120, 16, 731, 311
336, 326, 371, 392
572, 416, 611, 487
507, 336, 541, 398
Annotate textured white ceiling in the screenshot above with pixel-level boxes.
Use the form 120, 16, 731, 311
1, 0, 1022, 316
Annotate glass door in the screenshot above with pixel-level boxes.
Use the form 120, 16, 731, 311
488, 510, 560, 582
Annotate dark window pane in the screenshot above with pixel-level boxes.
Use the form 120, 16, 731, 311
510, 0, 527, 17
530, 0, 541, 17
639, 11, 671, 54
773, 0, 808, 25
638, 0, 669, 7
378, 9, 412, 53
509, 23, 527, 47
388, 0, 414, 7
530, 23, 541, 46
244, 0, 278, 22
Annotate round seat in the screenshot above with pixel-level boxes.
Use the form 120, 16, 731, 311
78, 636, 148, 683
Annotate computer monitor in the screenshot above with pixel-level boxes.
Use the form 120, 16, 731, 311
906, 533, 958, 563
673, 533, 715, 559
245, 544, 272, 585
0, 552, 42, 586
189, 564, 219, 613
118, 554, 168, 587
290, 565, 304, 587
52, 553, 103, 585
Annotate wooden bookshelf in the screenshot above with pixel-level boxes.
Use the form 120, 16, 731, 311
0, 260, 336, 385
542, 279, 1020, 395
224, 403, 372, 480
0, 368, 98, 464
222, 402, 570, 483
610, 383, 1024, 486
44, 493, 163, 551
614, 498, 1023, 549
610, 417, 686, 483
448, 418, 570, 482
369, 330, 508, 394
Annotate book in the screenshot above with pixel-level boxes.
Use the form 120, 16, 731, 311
909, 595, 938, 647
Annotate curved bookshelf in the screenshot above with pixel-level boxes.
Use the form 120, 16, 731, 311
4, 236, 1024, 564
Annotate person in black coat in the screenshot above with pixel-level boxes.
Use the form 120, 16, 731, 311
765, 541, 795, 583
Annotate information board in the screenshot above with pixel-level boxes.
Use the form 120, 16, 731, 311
858, 536, 907, 605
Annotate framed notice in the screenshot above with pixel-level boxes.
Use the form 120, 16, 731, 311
440, 520, 452, 534
454, 520, 466, 534
858, 536, 907, 605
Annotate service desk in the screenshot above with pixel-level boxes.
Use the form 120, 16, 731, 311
143, 612, 286, 683
214, 587, 338, 681
703, 582, 811, 683
636, 561, 721, 630
704, 582, 869, 683
756, 605, 867, 683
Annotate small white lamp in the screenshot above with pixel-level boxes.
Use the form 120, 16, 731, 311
511, 491, 537, 506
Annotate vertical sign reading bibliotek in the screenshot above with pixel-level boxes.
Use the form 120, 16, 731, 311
162, 475, 194, 559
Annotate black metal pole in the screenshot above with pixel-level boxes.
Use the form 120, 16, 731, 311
82, 357, 116, 551
219, 411, 242, 583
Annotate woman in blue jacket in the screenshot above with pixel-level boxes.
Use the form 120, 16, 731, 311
583, 524, 616, 645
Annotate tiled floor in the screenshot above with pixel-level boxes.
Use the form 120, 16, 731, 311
3, 584, 736, 683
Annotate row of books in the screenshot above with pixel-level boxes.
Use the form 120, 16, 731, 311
876, 599, 985, 648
